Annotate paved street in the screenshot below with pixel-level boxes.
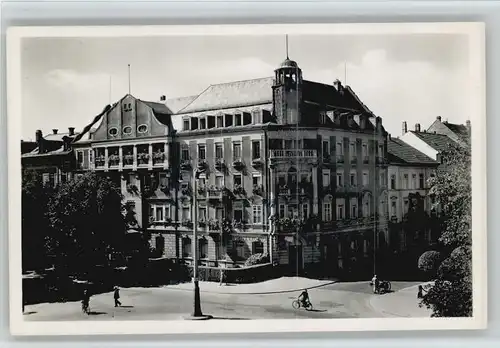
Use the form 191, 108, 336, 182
23, 278, 431, 321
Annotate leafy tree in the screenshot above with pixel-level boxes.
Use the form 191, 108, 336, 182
45, 172, 127, 277
417, 250, 442, 275
421, 139, 472, 317
21, 170, 52, 271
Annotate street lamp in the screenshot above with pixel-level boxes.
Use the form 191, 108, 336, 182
191, 167, 204, 317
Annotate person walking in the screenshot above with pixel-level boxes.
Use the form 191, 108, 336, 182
113, 286, 122, 307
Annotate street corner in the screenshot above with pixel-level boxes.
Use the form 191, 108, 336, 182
368, 284, 432, 318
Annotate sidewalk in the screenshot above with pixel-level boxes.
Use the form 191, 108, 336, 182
369, 283, 432, 318
166, 276, 337, 295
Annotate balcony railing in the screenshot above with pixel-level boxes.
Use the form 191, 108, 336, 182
336, 155, 345, 163
270, 149, 317, 159
363, 155, 370, 164
208, 186, 224, 199
350, 156, 357, 164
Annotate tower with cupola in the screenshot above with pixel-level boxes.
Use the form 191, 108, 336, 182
272, 36, 303, 125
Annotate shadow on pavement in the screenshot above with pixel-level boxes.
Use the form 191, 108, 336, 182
308, 309, 327, 313
118, 305, 134, 308
88, 311, 107, 316
211, 316, 250, 320
23, 311, 37, 315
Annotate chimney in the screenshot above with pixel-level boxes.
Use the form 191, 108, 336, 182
35, 130, 44, 153
466, 120, 471, 133
388, 133, 391, 140
359, 114, 367, 129
160, 95, 166, 101
436, 116, 442, 122
402, 121, 407, 135
68, 127, 75, 136
415, 123, 421, 132
333, 79, 343, 93
52, 129, 58, 135
62, 136, 71, 151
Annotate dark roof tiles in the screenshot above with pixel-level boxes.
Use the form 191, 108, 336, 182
388, 138, 438, 165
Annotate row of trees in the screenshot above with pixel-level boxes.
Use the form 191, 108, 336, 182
418, 140, 472, 317
22, 171, 149, 278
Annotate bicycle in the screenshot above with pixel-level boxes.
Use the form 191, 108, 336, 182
81, 301, 90, 314
370, 280, 392, 294
292, 299, 313, 311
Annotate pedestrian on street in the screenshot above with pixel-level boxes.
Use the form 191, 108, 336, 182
114, 286, 122, 307
417, 285, 426, 299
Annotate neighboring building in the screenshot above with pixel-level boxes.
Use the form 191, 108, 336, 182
399, 121, 461, 163
387, 135, 440, 252
21, 128, 79, 186
427, 116, 470, 145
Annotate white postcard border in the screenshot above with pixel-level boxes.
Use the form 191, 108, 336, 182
6, 22, 487, 336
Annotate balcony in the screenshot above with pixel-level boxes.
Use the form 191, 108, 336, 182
350, 156, 357, 164
208, 186, 224, 200
233, 184, 246, 197
137, 153, 150, 166
197, 185, 207, 198
215, 158, 225, 171
323, 154, 331, 163
232, 157, 245, 170
336, 155, 345, 164
180, 159, 191, 170
197, 159, 208, 171
123, 154, 134, 166
152, 151, 166, 165
270, 149, 317, 160
376, 157, 388, 165
251, 157, 264, 168
252, 184, 264, 196
363, 156, 370, 164
276, 217, 305, 233
95, 156, 106, 168
108, 154, 120, 167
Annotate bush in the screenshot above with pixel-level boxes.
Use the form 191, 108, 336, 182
243, 253, 269, 267
418, 250, 442, 274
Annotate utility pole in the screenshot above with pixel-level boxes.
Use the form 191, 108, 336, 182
191, 168, 204, 317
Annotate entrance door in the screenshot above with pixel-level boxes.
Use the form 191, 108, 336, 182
288, 245, 303, 275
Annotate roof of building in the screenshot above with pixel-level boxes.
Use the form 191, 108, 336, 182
140, 100, 173, 115
388, 137, 438, 165
22, 145, 71, 158
442, 121, 469, 139
177, 77, 274, 114
279, 58, 299, 69
165, 96, 198, 113
43, 132, 80, 142
410, 131, 458, 152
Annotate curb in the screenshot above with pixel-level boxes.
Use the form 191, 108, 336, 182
165, 280, 338, 295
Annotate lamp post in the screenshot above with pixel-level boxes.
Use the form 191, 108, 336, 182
191, 168, 203, 317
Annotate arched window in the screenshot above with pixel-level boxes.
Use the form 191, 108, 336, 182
182, 237, 191, 258
252, 240, 264, 254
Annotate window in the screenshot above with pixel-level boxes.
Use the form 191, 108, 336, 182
156, 206, 164, 221
362, 143, 368, 157
123, 126, 132, 135
363, 172, 369, 186
182, 207, 190, 220
301, 204, 309, 219
350, 172, 357, 186
364, 200, 370, 217
159, 172, 168, 188
252, 140, 261, 159
322, 171, 330, 187
216, 115, 224, 128
322, 141, 329, 158
233, 174, 242, 188
350, 142, 356, 157
351, 203, 357, 218
183, 119, 189, 131
404, 199, 409, 213
378, 144, 383, 157
337, 203, 344, 220
198, 144, 206, 160
199, 239, 208, 258
252, 241, 264, 254
279, 204, 285, 218
42, 173, 50, 185
234, 208, 243, 222
412, 174, 417, 189
128, 173, 137, 186
108, 127, 118, 136
278, 175, 286, 187
252, 205, 262, 224
199, 207, 207, 221
252, 110, 262, 124
336, 142, 343, 155
215, 143, 223, 159
403, 174, 409, 189
379, 171, 385, 186
234, 240, 245, 259
216, 207, 224, 220
252, 174, 261, 187
137, 124, 148, 133
77, 151, 83, 165
215, 176, 224, 187
419, 173, 425, 189
323, 203, 332, 221
165, 205, 170, 220
182, 238, 191, 258
337, 172, 343, 187
391, 201, 397, 216
181, 147, 190, 161
233, 143, 242, 159
390, 174, 396, 189
199, 118, 206, 130
235, 114, 242, 126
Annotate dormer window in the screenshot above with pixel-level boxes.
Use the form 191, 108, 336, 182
199, 117, 206, 130
216, 115, 224, 128
235, 114, 242, 126
183, 119, 189, 131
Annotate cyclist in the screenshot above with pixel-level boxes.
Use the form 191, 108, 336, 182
82, 289, 90, 314
298, 289, 310, 308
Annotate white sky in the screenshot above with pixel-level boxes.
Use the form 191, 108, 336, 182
21, 34, 470, 140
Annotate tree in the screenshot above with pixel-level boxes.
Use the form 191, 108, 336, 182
21, 170, 52, 271
421, 139, 472, 317
45, 172, 127, 277
417, 250, 442, 275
